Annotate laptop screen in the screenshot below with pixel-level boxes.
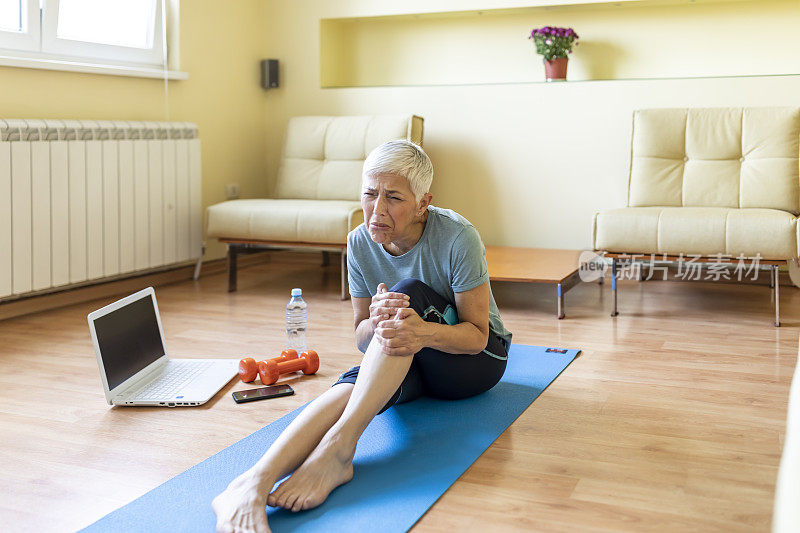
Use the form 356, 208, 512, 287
93, 294, 165, 390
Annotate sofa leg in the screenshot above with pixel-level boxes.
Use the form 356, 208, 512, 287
227, 245, 238, 293
611, 258, 619, 317
340, 250, 349, 301
322, 251, 330, 267
773, 265, 780, 327
192, 243, 206, 281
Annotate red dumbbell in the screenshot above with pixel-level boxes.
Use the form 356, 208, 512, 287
238, 349, 298, 383
258, 350, 319, 385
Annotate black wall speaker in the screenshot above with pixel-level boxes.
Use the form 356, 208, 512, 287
261, 59, 279, 89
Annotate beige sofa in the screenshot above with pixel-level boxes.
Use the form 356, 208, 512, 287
206, 115, 424, 298
593, 107, 800, 324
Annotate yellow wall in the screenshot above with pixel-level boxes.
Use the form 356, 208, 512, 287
0, 0, 269, 260
264, 0, 800, 250
9, 0, 797, 261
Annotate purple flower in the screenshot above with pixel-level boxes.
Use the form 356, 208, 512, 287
537, 26, 576, 37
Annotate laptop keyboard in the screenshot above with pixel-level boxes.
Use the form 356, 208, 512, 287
128, 360, 214, 400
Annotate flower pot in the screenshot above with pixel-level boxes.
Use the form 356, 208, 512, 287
544, 57, 568, 81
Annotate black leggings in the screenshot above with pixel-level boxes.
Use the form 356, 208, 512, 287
332, 278, 508, 414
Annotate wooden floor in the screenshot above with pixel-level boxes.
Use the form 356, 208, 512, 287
0, 252, 797, 532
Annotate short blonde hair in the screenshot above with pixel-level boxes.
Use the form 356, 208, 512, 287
362, 140, 433, 202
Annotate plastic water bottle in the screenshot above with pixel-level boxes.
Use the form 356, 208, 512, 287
285, 288, 307, 352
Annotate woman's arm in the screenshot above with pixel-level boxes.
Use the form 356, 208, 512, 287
352, 297, 373, 353
375, 282, 490, 356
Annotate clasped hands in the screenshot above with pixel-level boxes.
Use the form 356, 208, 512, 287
369, 283, 431, 356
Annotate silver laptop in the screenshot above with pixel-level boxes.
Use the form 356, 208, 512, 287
87, 287, 238, 407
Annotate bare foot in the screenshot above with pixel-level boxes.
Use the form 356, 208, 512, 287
267, 436, 354, 512
212, 472, 273, 533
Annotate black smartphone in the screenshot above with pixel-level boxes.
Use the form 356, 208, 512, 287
232, 384, 294, 403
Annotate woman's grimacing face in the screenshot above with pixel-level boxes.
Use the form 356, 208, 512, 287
361, 172, 428, 246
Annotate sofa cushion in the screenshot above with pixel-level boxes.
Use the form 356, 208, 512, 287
282, 117, 331, 160
324, 116, 373, 160
273, 159, 324, 199
628, 107, 800, 214
594, 207, 797, 259
206, 199, 364, 244
274, 115, 424, 202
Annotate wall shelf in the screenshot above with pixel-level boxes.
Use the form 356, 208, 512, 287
323, 0, 760, 21
321, 73, 800, 90
320, 0, 800, 88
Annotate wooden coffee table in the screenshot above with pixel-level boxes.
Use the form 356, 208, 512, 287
485, 247, 588, 319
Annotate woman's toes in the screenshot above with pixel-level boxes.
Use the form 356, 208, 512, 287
272, 490, 287, 509
278, 488, 292, 509
291, 496, 304, 513
267, 487, 281, 507
285, 492, 300, 511
279, 494, 292, 510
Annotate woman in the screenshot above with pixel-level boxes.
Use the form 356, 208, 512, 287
212, 140, 512, 533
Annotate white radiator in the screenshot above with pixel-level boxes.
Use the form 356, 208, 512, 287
0, 120, 202, 300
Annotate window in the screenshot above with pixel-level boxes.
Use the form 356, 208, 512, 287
0, 0, 39, 51
0, 0, 169, 70
0, 0, 22, 32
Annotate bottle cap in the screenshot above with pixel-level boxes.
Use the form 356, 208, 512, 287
291, 288, 302, 297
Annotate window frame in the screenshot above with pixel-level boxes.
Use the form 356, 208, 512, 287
0, 0, 40, 52
41, 0, 165, 67
0, 0, 181, 78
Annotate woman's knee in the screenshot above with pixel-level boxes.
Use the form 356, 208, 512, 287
389, 278, 446, 317
389, 278, 429, 297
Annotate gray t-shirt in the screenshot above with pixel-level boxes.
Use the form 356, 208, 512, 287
347, 206, 512, 348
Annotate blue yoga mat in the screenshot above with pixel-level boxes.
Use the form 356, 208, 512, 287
81, 344, 578, 533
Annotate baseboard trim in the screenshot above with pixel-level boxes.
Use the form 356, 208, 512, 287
0, 254, 268, 322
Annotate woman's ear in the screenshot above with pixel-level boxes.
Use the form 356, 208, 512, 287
418, 193, 433, 213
